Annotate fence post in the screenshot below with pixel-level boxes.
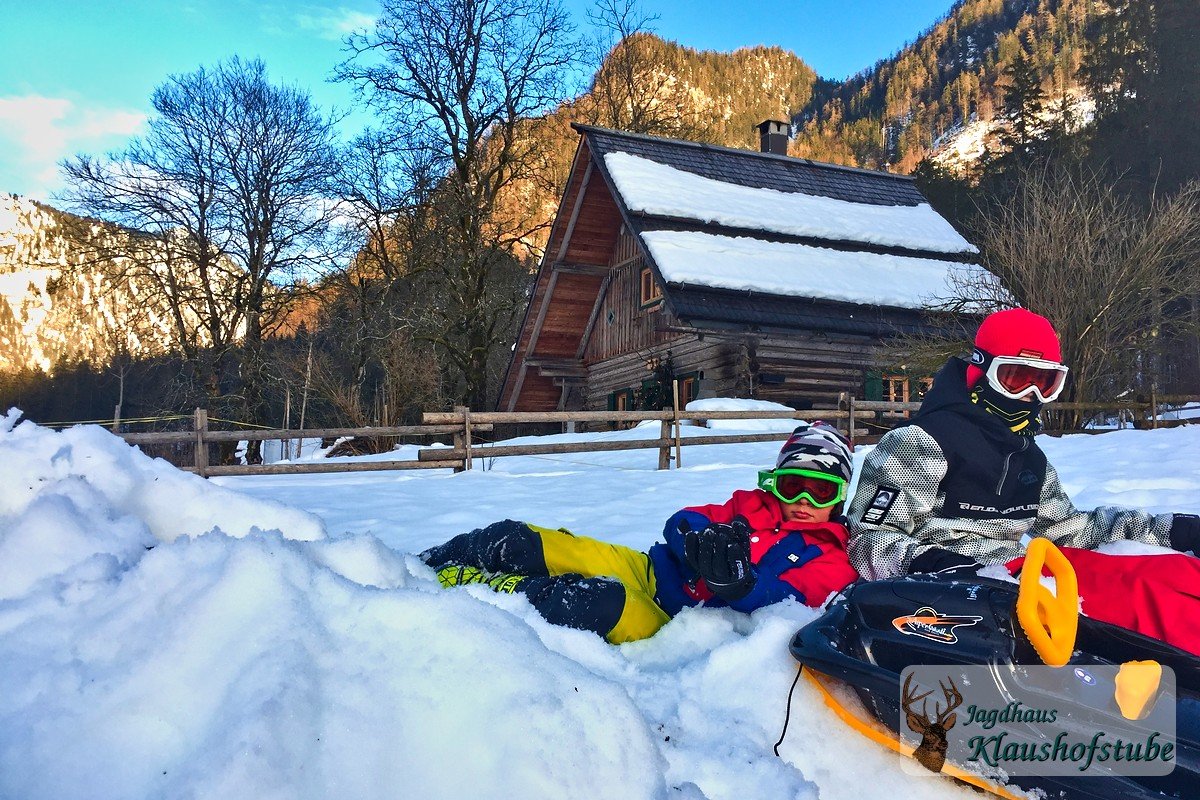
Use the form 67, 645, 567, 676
672, 379, 683, 470
658, 419, 671, 470
1151, 387, 1158, 429
194, 407, 209, 478
848, 394, 857, 446
462, 405, 473, 471
452, 406, 468, 473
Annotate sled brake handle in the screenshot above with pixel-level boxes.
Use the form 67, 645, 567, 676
1015, 538, 1079, 667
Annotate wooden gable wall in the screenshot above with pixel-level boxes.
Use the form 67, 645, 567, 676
499, 139, 626, 411
582, 227, 682, 363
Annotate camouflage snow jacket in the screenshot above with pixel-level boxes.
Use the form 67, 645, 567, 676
847, 358, 1174, 580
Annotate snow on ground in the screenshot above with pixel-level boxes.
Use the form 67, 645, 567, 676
603, 152, 978, 254
1, 405, 1199, 800
1162, 402, 1200, 422
641, 229, 989, 311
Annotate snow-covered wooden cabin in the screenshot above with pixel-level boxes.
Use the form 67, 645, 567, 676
497, 122, 984, 412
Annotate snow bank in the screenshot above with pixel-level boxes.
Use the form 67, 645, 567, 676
0, 410, 324, 547
0, 415, 663, 799
686, 397, 802, 432
0, 533, 663, 800
604, 151, 978, 255
6, 411, 1200, 800
641, 229, 989, 310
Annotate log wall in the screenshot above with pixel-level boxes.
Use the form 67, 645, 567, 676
582, 330, 893, 411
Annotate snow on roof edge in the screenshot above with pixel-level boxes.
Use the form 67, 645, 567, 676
603, 151, 979, 256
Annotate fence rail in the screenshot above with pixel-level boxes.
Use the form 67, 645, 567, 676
108, 389, 1197, 478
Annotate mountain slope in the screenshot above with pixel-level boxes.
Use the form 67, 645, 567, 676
0, 194, 176, 373
791, 0, 1090, 171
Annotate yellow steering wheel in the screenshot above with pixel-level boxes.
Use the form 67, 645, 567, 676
1015, 538, 1079, 667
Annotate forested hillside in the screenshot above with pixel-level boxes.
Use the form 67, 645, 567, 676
791, 0, 1089, 171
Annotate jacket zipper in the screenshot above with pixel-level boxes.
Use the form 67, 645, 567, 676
996, 438, 1029, 495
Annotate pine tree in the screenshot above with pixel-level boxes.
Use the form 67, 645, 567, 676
998, 47, 1046, 160
1083, 0, 1200, 194
1145, 0, 1200, 193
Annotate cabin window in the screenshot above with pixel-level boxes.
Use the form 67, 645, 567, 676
882, 375, 910, 403
676, 371, 700, 408
608, 388, 635, 412
608, 388, 636, 428
916, 377, 935, 398
639, 266, 662, 309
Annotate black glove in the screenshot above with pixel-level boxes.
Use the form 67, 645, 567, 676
1170, 514, 1200, 555
683, 519, 756, 601
908, 547, 981, 576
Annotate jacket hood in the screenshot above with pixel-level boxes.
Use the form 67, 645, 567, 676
916, 357, 1026, 445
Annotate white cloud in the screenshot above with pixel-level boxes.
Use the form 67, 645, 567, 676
294, 6, 375, 40
0, 95, 145, 201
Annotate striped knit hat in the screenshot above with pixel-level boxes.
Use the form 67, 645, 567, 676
774, 421, 854, 483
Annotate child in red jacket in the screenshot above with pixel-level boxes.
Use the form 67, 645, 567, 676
421, 422, 859, 643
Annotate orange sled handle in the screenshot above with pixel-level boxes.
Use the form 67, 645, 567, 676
1016, 537, 1079, 667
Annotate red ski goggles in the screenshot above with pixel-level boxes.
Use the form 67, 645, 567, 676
972, 348, 1069, 403
757, 468, 846, 507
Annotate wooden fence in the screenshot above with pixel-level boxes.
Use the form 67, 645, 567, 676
114, 392, 1197, 478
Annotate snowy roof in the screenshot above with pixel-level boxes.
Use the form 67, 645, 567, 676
641, 230, 985, 310
564, 125, 990, 318
578, 124, 924, 206
604, 151, 977, 256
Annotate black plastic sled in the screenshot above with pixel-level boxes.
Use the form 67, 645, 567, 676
789, 542, 1200, 800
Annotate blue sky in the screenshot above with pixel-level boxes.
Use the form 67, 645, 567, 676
0, 0, 954, 201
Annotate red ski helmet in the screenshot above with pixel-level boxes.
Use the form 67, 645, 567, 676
966, 308, 1063, 388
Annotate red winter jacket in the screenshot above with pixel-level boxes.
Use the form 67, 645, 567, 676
648, 489, 859, 616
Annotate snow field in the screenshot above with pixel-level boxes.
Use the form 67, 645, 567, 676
2, 402, 1199, 799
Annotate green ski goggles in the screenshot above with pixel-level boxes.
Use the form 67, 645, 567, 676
757, 468, 847, 508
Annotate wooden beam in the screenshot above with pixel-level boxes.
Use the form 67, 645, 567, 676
424, 409, 870, 425
508, 269, 560, 411
506, 363, 528, 412
525, 357, 588, 378
191, 459, 461, 477
537, 369, 587, 379
524, 271, 559, 361
508, 159, 597, 412
575, 271, 615, 360
556, 160, 593, 263
552, 261, 609, 276
416, 431, 809, 464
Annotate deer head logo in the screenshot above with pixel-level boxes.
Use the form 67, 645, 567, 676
902, 673, 963, 774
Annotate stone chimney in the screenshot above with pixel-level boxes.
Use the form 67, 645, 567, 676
756, 119, 790, 156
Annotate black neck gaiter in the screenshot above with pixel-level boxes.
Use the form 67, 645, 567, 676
970, 382, 1043, 435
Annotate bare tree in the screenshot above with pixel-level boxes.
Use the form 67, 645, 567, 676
946, 166, 1200, 418
60, 69, 240, 403
62, 58, 344, 457
210, 58, 345, 459
336, 0, 578, 408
